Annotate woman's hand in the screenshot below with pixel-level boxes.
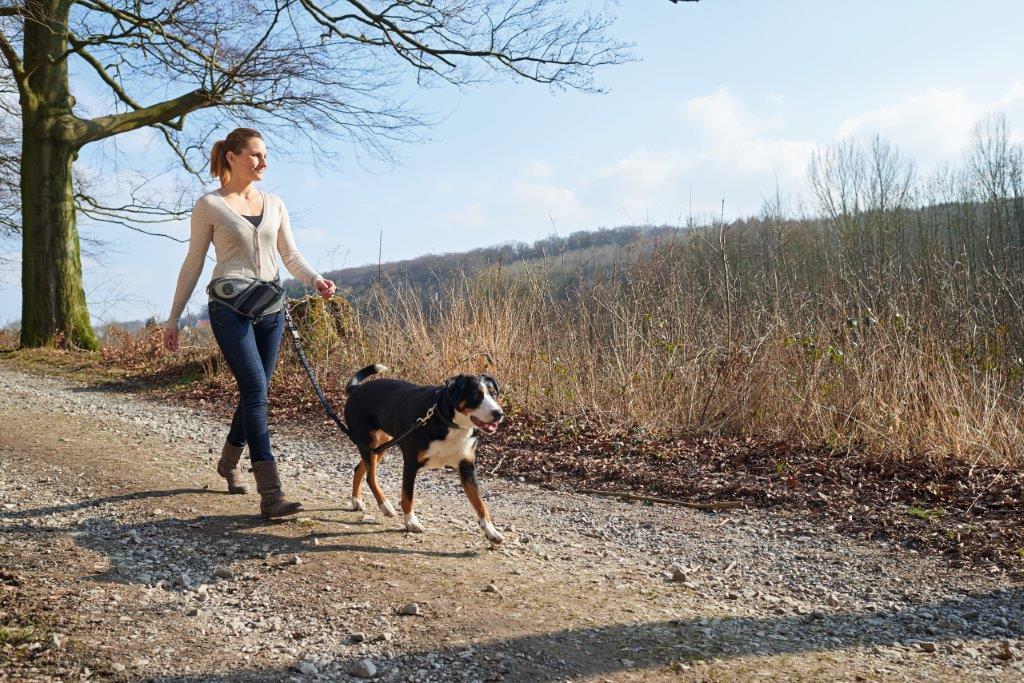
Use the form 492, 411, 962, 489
163, 325, 179, 352
314, 277, 336, 300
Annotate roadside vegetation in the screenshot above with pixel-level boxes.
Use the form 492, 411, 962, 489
3, 115, 1023, 570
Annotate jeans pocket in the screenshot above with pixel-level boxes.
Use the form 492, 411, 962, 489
208, 301, 236, 330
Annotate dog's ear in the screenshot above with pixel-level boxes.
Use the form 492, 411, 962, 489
446, 375, 470, 404
480, 373, 500, 397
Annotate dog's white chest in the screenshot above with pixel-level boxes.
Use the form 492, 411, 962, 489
421, 429, 476, 469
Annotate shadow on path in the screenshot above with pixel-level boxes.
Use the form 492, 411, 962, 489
1, 487, 478, 591
155, 586, 1024, 681
0, 488, 215, 520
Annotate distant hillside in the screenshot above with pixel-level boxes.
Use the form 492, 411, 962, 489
283, 224, 680, 298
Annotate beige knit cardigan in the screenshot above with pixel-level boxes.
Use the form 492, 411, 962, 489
167, 191, 321, 323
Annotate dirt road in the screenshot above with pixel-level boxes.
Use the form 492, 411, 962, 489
1, 363, 1022, 681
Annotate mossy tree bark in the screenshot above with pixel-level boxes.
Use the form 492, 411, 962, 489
20, 129, 95, 349
18, 0, 96, 349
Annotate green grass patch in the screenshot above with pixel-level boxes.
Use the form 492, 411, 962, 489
908, 506, 944, 521
0, 625, 37, 646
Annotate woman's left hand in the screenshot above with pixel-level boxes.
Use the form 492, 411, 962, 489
314, 277, 336, 300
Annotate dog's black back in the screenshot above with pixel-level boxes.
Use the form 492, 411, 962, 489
345, 377, 452, 453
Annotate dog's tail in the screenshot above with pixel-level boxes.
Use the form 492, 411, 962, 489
345, 364, 388, 394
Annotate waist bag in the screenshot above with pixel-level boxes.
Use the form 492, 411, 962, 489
206, 276, 285, 319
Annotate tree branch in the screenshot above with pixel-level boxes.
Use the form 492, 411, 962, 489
154, 124, 205, 177
76, 88, 213, 146
0, 28, 29, 102
68, 34, 142, 110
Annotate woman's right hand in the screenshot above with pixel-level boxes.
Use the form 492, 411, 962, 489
163, 325, 179, 352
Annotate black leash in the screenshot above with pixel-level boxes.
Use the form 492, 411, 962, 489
283, 304, 354, 440
283, 302, 457, 453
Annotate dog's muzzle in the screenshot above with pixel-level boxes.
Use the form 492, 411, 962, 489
471, 410, 503, 434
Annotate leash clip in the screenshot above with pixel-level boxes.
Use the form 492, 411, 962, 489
416, 405, 436, 426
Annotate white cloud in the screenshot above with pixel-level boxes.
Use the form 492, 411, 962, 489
595, 148, 685, 188
834, 82, 1024, 168
436, 163, 588, 234
583, 148, 689, 224
679, 86, 815, 182
521, 160, 557, 181
435, 80, 1024, 244
505, 179, 587, 225
683, 86, 773, 141
996, 79, 1024, 108
439, 201, 488, 229
836, 87, 979, 163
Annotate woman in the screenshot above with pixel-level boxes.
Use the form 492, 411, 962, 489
163, 127, 336, 518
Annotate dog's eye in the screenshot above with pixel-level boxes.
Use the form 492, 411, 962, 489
481, 375, 500, 396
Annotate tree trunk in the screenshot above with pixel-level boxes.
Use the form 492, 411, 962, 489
19, 0, 98, 350
19, 132, 96, 350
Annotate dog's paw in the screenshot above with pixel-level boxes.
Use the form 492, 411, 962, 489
350, 496, 365, 512
479, 518, 504, 545
379, 500, 398, 518
404, 512, 425, 533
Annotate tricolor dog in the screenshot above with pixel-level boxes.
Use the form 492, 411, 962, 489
343, 365, 505, 544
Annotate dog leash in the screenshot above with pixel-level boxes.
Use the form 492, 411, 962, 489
283, 302, 459, 453
283, 304, 354, 441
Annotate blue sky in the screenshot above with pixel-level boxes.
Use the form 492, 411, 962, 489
3, 0, 1024, 325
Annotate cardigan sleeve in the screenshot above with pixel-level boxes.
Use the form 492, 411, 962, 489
276, 199, 322, 287
167, 200, 213, 324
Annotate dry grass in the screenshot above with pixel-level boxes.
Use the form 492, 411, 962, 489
5, 123, 1024, 471
7, 225, 1020, 471
336, 241, 1024, 469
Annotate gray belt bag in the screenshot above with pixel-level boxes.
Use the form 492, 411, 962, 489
206, 276, 285, 319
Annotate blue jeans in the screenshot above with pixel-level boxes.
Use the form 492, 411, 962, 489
208, 301, 285, 462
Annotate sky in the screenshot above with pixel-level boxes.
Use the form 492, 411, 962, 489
3, 0, 1024, 325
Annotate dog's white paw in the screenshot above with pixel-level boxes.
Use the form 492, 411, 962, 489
350, 496, 365, 512
479, 519, 504, 545
404, 512, 425, 533
379, 500, 398, 518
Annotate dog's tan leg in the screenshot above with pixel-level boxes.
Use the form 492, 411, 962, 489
350, 459, 367, 511
365, 430, 397, 517
458, 458, 502, 544
401, 457, 424, 533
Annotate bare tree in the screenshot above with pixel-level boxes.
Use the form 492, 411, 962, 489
865, 134, 914, 214
0, 0, 634, 349
966, 113, 1021, 202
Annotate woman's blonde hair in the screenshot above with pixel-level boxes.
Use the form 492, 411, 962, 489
210, 128, 263, 185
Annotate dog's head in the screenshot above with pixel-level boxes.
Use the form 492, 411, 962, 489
446, 373, 504, 434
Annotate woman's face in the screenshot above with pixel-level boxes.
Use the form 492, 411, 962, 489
226, 137, 268, 183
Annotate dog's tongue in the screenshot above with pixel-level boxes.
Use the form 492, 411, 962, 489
472, 417, 500, 434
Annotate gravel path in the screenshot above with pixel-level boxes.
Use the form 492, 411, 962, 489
0, 363, 1022, 681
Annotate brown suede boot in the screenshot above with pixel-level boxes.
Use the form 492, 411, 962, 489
251, 460, 303, 518
217, 442, 250, 494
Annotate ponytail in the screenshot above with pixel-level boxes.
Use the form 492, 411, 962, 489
209, 128, 263, 185
210, 140, 229, 185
